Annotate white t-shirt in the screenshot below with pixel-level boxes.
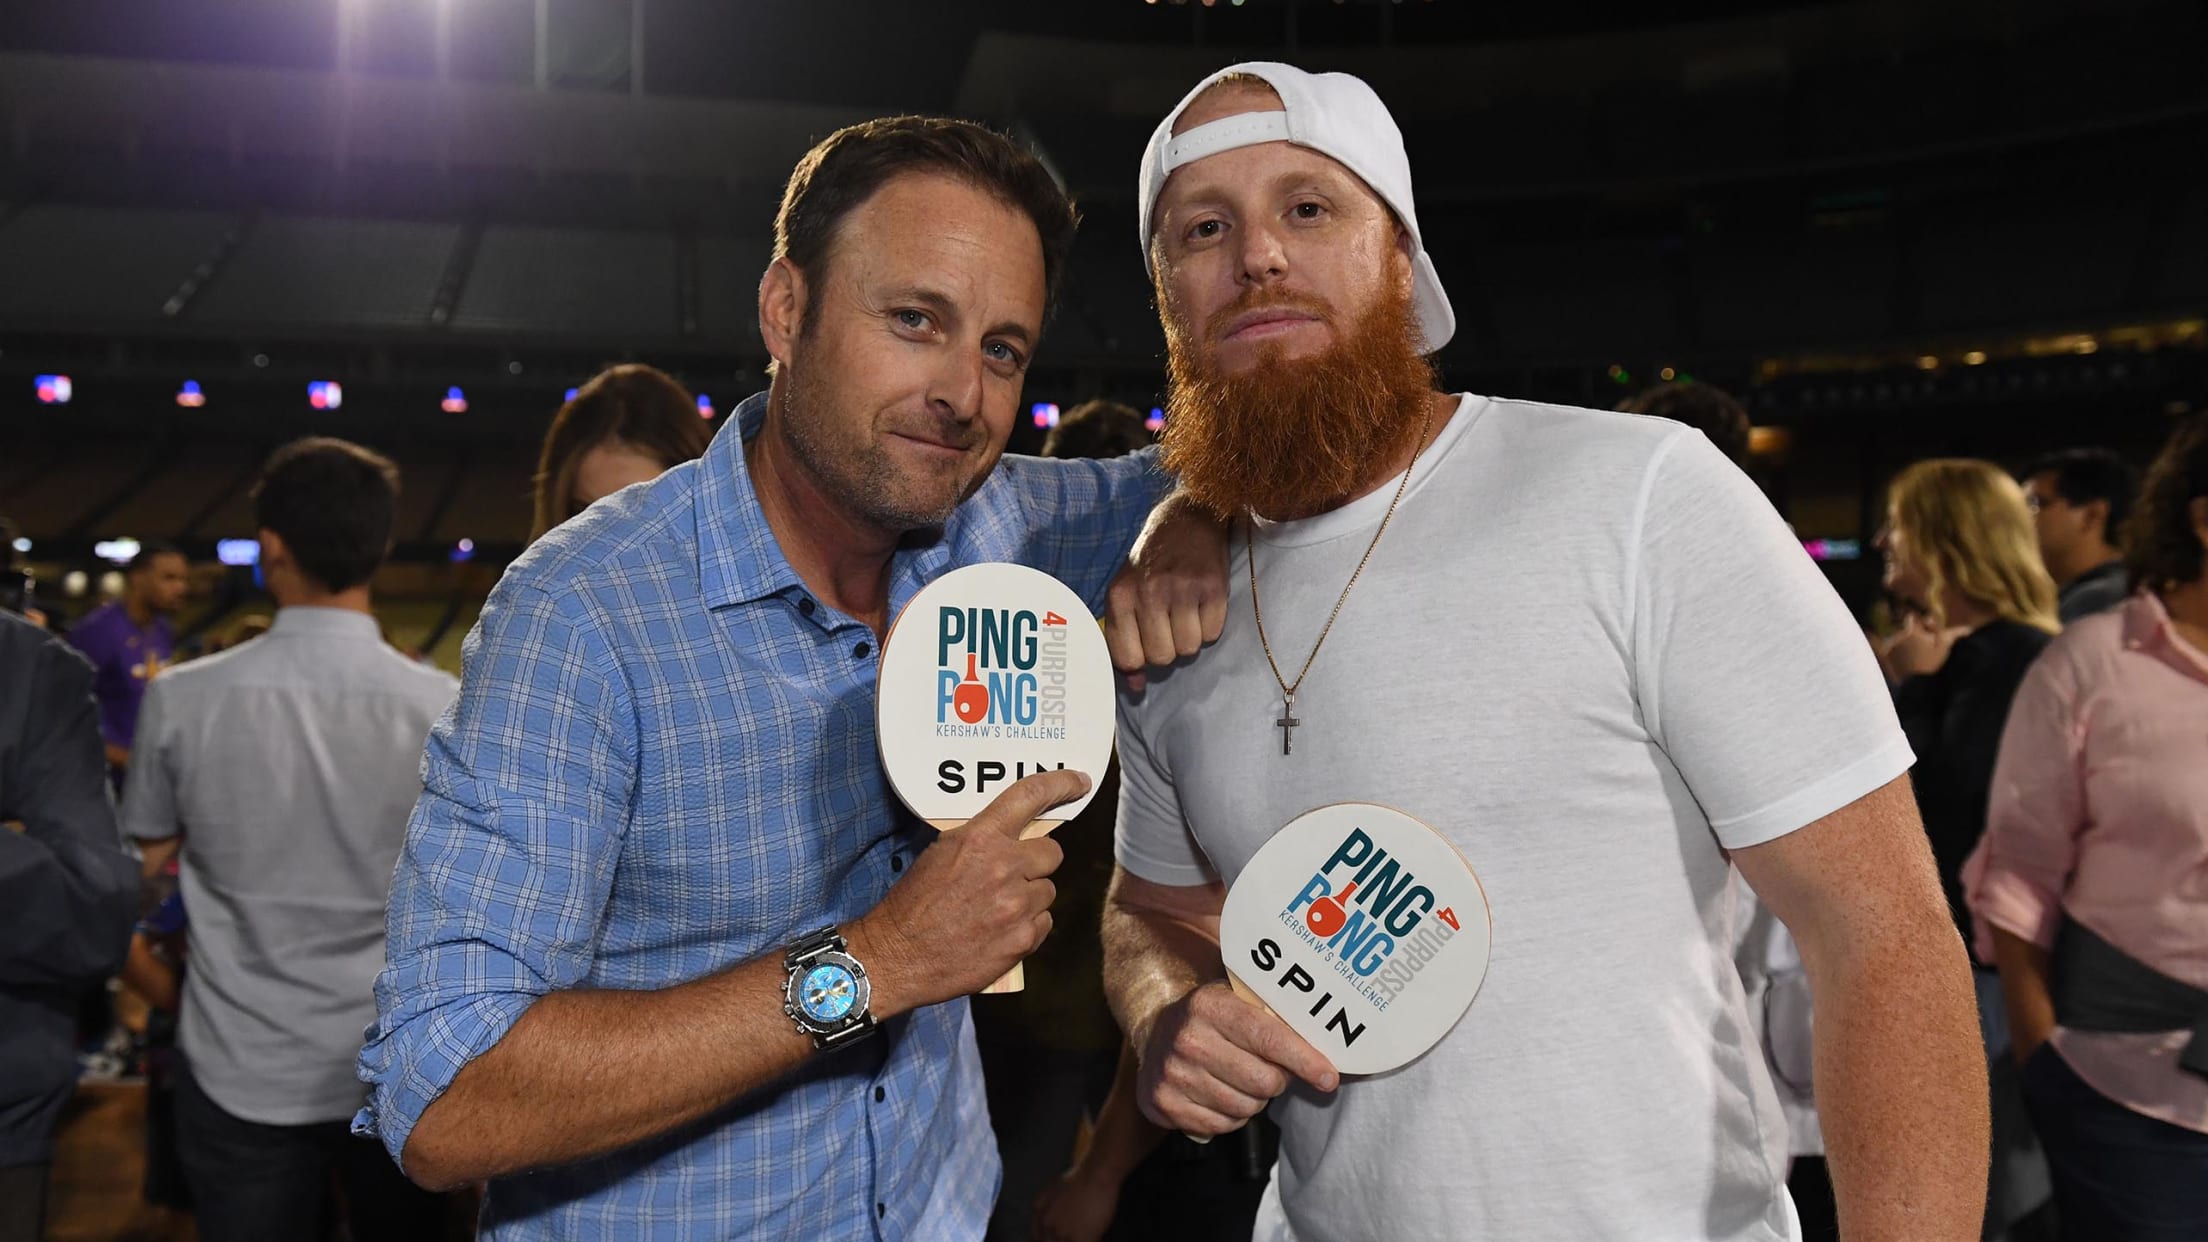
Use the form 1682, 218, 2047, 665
1115, 394, 1912, 1242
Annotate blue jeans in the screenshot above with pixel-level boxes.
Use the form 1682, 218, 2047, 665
2020, 1043, 2208, 1242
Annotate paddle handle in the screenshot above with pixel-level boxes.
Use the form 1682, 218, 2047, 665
927, 816, 1064, 994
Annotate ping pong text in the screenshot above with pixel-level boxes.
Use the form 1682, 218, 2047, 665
934, 606, 1073, 739
1267, 826, 1466, 1013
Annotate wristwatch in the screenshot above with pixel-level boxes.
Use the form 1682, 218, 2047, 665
782, 926, 878, 1051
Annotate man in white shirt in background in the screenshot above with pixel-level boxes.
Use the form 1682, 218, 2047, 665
1101, 62, 1987, 1240
126, 437, 459, 1242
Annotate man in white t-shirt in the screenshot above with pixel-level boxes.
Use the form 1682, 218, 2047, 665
1101, 62, 1988, 1241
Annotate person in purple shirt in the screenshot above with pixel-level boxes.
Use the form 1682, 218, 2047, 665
65, 541, 188, 774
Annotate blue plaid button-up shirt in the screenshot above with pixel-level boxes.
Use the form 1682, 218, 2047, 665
357, 392, 1168, 1241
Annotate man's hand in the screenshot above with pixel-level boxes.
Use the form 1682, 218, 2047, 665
850, 769, 1086, 1010
1106, 493, 1229, 691
1134, 980, 1336, 1138
1991, 927, 2058, 1067
1874, 613, 1969, 683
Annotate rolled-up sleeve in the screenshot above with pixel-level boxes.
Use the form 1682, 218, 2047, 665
354, 579, 638, 1168
1963, 645, 2081, 962
1001, 447, 1173, 612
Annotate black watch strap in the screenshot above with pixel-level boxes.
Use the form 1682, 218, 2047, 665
785, 925, 845, 968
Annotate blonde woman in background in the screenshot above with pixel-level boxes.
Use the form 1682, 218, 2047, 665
530, 364, 711, 543
1873, 457, 2062, 1241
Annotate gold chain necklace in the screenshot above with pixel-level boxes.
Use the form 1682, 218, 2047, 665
1249, 402, 1436, 756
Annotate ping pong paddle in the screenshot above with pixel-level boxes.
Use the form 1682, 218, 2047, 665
1217, 802, 1490, 1076
876, 562, 1117, 993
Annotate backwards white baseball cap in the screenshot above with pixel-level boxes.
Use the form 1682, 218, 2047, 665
1138, 61, 1455, 354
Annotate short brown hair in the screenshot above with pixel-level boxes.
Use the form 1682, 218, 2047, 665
1043, 400, 1152, 461
1619, 380, 1752, 466
531, 364, 710, 542
253, 437, 401, 593
773, 116, 1079, 334
2123, 414, 2208, 592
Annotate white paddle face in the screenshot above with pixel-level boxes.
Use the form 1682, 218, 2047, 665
876, 563, 1117, 825
1220, 803, 1491, 1076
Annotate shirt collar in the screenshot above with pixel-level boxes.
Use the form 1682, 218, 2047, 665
2064, 559, 2127, 598
696, 391, 809, 610
2122, 588, 2170, 648
2121, 590, 2208, 676
269, 606, 383, 641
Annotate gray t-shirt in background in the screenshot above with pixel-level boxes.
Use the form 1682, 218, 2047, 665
124, 606, 458, 1125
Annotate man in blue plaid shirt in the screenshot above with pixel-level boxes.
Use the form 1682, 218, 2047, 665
355, 117, 1225, 1240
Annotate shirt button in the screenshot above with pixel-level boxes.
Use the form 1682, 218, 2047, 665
874, 1086, 886, 1103
890, 855, 904, 874
854, 641, 872, 660
798, 597, 815, 617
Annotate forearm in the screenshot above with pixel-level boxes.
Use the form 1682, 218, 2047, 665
120, 936, 180, 1013
1072, 1041, 1167, 1185
405, 918, 914, 1190
1991, 927, 2057, 1064
140, 835, 180, 881
1101, 883, 1221, 1055
1805, 920, 1987, 1240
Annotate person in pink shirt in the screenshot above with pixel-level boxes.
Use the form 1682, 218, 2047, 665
1965, 414, 2208, 1241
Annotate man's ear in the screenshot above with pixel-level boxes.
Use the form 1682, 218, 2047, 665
2079, 497, 2111, 540
257, 528, 286, 571
759, 258, 809, 371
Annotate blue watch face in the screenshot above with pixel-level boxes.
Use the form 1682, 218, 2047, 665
800, 963, 858, 1023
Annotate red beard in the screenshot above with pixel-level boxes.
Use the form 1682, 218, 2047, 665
1160, 282, 1435, 520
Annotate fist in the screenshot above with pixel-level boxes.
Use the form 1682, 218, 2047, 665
1136, 981, 1337, 1138
1106, 493, 1230, 691
854, 769, 1087, 1008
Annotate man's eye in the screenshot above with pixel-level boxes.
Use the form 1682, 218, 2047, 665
896, 309, 930, 330
1294, 203, 1324, 219
1189, 220, 1223, 241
